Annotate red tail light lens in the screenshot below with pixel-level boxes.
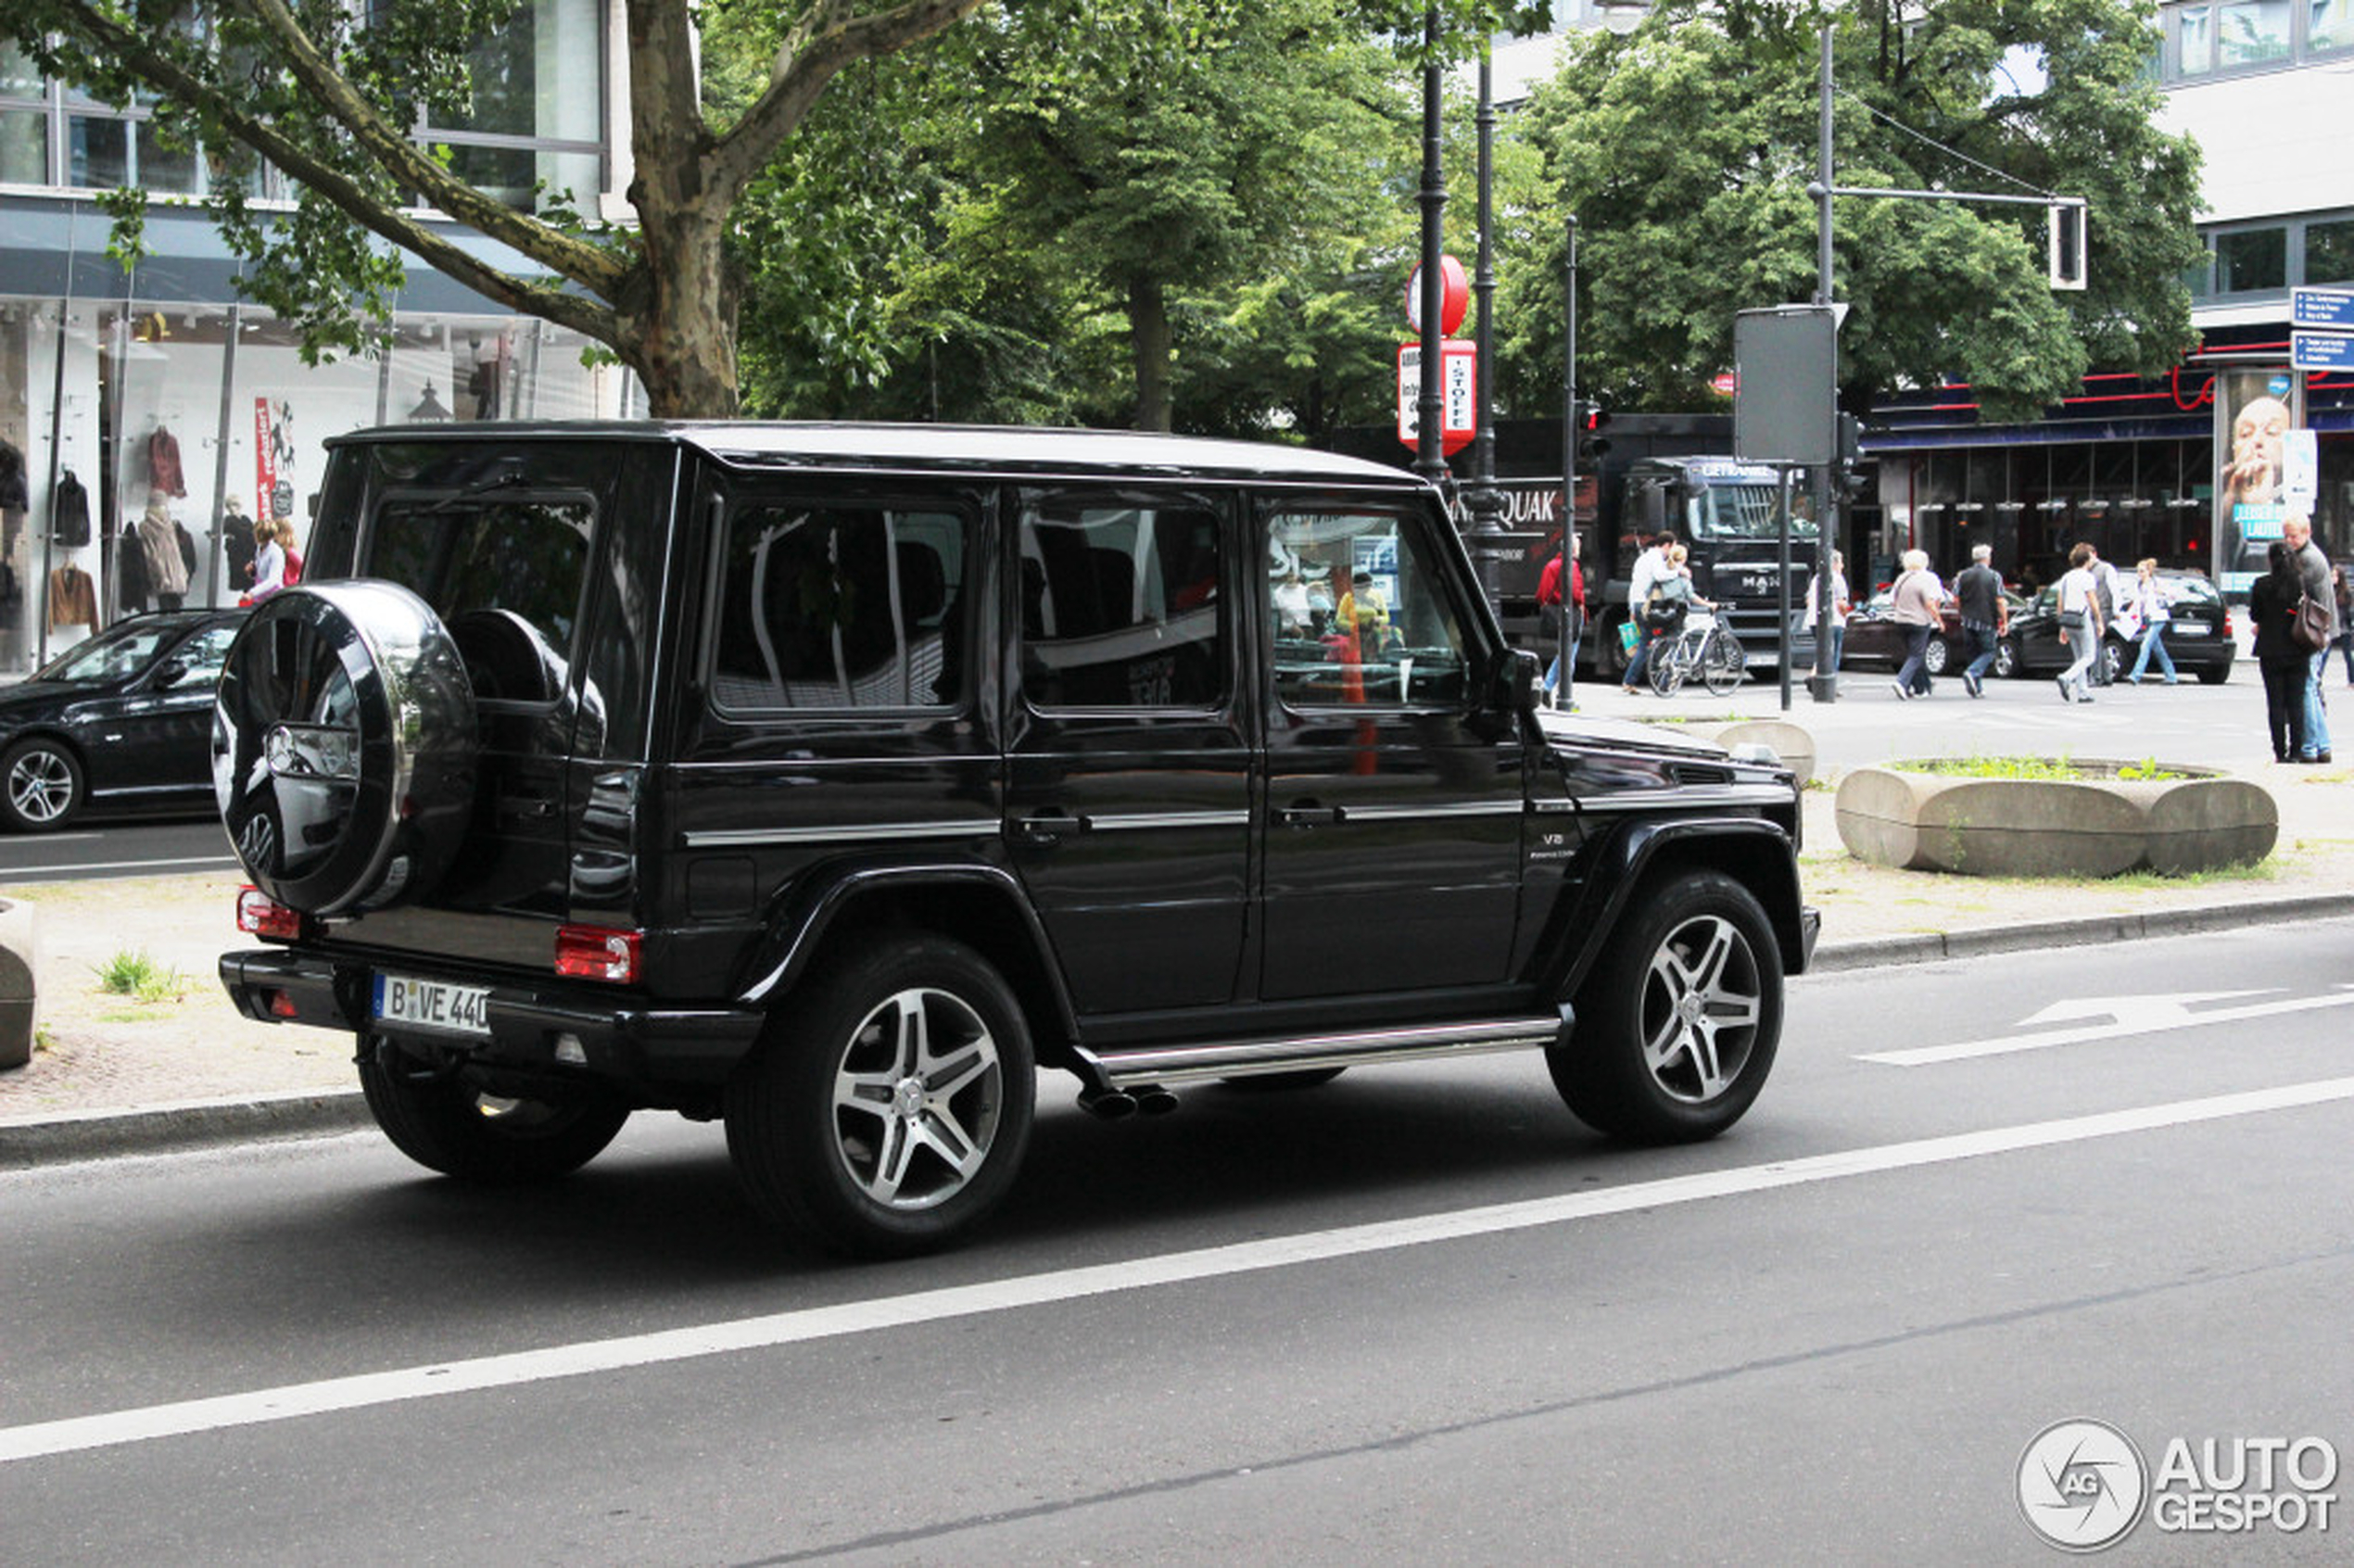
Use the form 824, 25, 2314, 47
236, 887, 307, 941
555, 924, 641, 983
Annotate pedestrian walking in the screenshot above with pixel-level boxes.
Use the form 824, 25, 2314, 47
1955, 542, 2007, 698
1888, 549, 1944, 701
2087, 547, 2126, 686
2054, 541, 2104, 703
1538, 535, 1585, 708
2252, 540, 2312, 762
2284, 514, 2334, 762
1802, 550, 1851, 677
2335, 566, 2354, 685
2124, 558, 2180, 685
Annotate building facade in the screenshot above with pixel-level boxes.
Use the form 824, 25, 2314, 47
0, 1, 639, 674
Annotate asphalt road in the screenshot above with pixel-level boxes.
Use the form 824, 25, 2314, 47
2, 917, 2348, 1563
0, 812, 234, 882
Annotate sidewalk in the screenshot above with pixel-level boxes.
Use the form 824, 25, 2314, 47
6, 759, 2353, 1162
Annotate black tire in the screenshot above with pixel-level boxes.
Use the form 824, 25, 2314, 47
1702, 631, 1745, 695
1923, 637, 1949, 676
1992, 638, 2019, 679
1219, 1068, 1348, 1091
213, 582, 478, 916
1649, 636, 1688, 697
1550, 868, 1782, 1143
1, 738, 86, 832
2196, 664, 2233, 686
358, 1043, 629, 1182
725, 937, 1035, 1258
2098, 639, 2126, 684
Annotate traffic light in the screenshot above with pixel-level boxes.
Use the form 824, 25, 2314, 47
1834, 412, 1868, 498
1576, 400, 1612, 465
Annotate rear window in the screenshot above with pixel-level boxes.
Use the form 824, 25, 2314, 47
363, 494, 593, 702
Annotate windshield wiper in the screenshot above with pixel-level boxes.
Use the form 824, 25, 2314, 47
412, 471, 531, 516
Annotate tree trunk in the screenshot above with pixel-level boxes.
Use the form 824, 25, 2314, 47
1128, 272, 1171, 432
621, 0, 740, 420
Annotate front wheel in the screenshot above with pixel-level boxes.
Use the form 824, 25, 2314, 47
1923, 637, 1950, 677
1992, 638, 2019, 679
358, 1043, 629, 1182
1702, 631, 1746, 695
1551, 868, 1782, 1143
1, 738, 85, 832
2099, 639, 2126, 683
725, 937, 1035, 1258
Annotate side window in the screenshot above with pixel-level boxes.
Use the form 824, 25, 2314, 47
709, 499, 969, 712
1019, 498, 1225, 709
172, 624, 241, 687
1267, 506, 1470, 710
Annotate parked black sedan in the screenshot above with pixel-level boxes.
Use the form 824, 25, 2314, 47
0, 609, 247, 831
1841, 585, 2030, 677
2000, 570, 2235, 685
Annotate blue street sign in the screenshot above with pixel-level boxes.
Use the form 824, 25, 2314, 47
2292, 331, 2354, 372
2291, 286, 2354, 330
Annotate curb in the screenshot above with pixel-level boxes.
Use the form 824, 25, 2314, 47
7, 891, 2354, 1169
0, 1088, 371, 1170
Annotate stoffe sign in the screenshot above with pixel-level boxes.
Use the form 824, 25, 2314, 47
1398, 340, 1476, 455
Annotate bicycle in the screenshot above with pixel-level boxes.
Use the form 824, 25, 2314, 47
1647, 601, 1746, 697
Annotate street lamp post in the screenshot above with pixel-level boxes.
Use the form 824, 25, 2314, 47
1467, 39, 1505, 601
1413, 6, 1449, 492
1559, 214, 1578, 712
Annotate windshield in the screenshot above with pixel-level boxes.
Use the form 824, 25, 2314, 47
32, 624, 177, 684
1685, 483, 1819, 541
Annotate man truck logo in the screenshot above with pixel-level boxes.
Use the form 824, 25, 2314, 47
2019, 1420, 2147, 1552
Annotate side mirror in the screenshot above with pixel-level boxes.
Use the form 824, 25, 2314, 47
151, 658, 188, 689
1490, 648, 1540, 714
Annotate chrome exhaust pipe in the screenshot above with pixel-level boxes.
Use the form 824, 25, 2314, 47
1133, 1085, 1179, 1117
1077, 1087, 1138, 1120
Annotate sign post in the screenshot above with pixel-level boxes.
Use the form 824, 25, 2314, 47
1398, 341, 1477, 456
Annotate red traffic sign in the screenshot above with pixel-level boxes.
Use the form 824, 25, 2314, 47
1397, 340, 1476, 455
1404, 256, 1470, 338
1710, 370, 1739, 398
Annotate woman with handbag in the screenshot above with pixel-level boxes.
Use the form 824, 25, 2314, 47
2253, 541, 2312, 763
2053, 542, 2104, 703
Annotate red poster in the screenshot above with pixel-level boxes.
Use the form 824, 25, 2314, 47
254, 398, 278, 525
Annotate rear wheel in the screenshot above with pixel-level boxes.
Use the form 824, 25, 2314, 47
1550, 868, 1781, 1143
1992, 638, 2019, 679
1702, 630, 1745, 695
1649, 635, 1689, 697
358, 1043, 629, 1182
1923, 637, 1950, 676
726, 937, 1034, 1258
2196, 664, 2233, 686
1, 739, 85, 832
2099, 639, 2126, 684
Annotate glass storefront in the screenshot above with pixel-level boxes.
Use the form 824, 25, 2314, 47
0, 296, 629, 675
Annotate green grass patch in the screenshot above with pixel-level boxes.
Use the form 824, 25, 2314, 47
1892, 753, 2188, 782
90, 949, 191, 1005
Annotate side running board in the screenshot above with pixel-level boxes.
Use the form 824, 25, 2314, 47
1076, 1009, 1572, 1095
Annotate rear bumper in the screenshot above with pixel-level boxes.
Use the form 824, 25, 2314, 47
220, 948, 768, 1093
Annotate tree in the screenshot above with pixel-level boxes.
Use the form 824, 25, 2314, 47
1497, 0, 2204, 424
7, 0, 994, 417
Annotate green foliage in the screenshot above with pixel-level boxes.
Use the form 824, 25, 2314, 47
1892, 753, 2188, 780
1498, 0, 2202, 424
90, 949, 190, 1005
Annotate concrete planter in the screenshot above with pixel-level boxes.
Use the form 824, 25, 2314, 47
1834, 760, 2277, 879
0, 897, 38, 1071
1701, 720, 1816, 788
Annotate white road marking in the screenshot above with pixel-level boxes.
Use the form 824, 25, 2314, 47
0, 854, 237, 879
1861, 991, 2354, 1066
3, 1075, 2351, 1465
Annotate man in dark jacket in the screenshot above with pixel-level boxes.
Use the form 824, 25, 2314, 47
1955, 542, 2008, 699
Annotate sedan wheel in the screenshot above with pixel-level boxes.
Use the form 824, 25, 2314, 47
1, 740, 85, 832
1992, 639, 2019, 679
1923, 637, 1949, 676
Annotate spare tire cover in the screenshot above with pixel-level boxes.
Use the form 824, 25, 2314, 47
213, 582, 478, 916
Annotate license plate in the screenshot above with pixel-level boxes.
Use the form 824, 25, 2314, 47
2170, 624, 2209, 637
373, 973, 492, 1037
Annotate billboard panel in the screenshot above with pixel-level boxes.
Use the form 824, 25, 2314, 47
2213, 368, 2301, 596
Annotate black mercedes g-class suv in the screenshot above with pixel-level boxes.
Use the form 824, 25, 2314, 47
214, 424, 1815, 1257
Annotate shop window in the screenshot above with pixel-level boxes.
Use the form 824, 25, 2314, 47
2316, 0, 2354, 50
135, 120, 199, 196
2214, 227, 2286, 293
2307, 217, 2354, 285
2176, 3, 2217, 71
66, 116, 125, 189
0, 109, 44, 184
2218, 0, 2293, 63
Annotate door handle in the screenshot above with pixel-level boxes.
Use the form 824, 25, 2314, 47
1011, 811, 1089, 845
1273, 803, 1345, 828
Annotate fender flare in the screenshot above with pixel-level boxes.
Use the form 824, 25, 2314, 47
735, 858, 1081, 1044
1544, 816, 1807, 997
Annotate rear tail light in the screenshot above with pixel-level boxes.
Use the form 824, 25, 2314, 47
555, 924, 641, 983
236, 887, 309, 942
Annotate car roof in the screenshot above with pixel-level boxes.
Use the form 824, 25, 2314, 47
328, 421, 1433, 490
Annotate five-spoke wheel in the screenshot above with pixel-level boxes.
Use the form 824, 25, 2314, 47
1551, 868, 1782, 1142
727, 938, 1034, 1257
